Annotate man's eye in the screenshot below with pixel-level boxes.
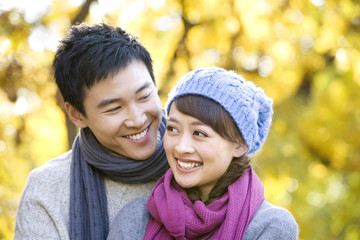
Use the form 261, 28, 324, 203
140, 93, 151, 101
107, 106, 121, 112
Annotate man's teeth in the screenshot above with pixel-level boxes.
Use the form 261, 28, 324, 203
126, 128, 147, 140
178, 160, 201, 169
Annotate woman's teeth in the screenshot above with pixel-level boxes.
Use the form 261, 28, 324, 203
178, 160, 201, 169
126, 128, 147, 140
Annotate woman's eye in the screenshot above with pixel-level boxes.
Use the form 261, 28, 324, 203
194, 131, 207, 137
166, 126, 178, 133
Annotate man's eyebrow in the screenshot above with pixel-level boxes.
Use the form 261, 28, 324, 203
97, 98, 121, 108
135, 82, 151, 94
97, 82, 152, 109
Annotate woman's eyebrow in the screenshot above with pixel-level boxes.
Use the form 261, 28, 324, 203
167, 117, 179, 123
168, 117, 206, 126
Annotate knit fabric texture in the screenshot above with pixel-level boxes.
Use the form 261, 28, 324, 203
70, 115, 168, 240
144, 167, 265, 239
166, 67, 273, 155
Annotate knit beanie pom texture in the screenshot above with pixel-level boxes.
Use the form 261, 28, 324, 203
165, 67, 273, 155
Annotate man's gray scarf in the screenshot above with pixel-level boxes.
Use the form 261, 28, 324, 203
70, 115, 168, 240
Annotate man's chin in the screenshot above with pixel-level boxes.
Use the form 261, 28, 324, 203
133, 143, 159, 160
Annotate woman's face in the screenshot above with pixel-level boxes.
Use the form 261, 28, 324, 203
164, 104, 244, 201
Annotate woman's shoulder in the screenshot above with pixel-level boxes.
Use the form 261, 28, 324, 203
244, 201, 299, 240
115, 196, 149, 217
107, 197, 150, 240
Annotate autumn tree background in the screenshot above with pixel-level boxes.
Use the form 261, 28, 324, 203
1, 0, 359, 239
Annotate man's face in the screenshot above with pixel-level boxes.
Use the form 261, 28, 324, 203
80, 60, 162, 160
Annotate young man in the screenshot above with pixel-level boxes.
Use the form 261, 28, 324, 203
14, 23, 168, 240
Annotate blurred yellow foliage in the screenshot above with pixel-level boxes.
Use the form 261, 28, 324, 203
1, 0, 360, 239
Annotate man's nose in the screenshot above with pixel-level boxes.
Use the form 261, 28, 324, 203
124, 104, 146, 128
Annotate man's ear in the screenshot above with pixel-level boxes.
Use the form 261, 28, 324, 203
64, 102, 88, 128
233, 143, 249, 158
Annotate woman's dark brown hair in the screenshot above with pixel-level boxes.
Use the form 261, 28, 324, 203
173, 95, 251, 205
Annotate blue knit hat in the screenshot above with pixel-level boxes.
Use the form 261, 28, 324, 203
165, 67, 273, 155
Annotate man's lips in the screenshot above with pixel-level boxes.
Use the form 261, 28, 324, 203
124, 127, 149, 140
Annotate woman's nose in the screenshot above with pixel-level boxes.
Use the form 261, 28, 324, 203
174, 134, 195, 154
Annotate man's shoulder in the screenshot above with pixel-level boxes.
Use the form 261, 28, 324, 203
15, 151, 73, 239
31, 151, 72, 176
25, 151, 73, 193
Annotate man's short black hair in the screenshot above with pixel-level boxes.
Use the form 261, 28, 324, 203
53, 23, 155, 116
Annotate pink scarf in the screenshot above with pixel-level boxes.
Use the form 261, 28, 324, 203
144, 166, 265, 240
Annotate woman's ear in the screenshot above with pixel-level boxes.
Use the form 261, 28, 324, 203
64, 102, 88, 128
233, 143, 248, 158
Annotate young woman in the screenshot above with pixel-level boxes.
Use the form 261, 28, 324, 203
107, 67, 299, 240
